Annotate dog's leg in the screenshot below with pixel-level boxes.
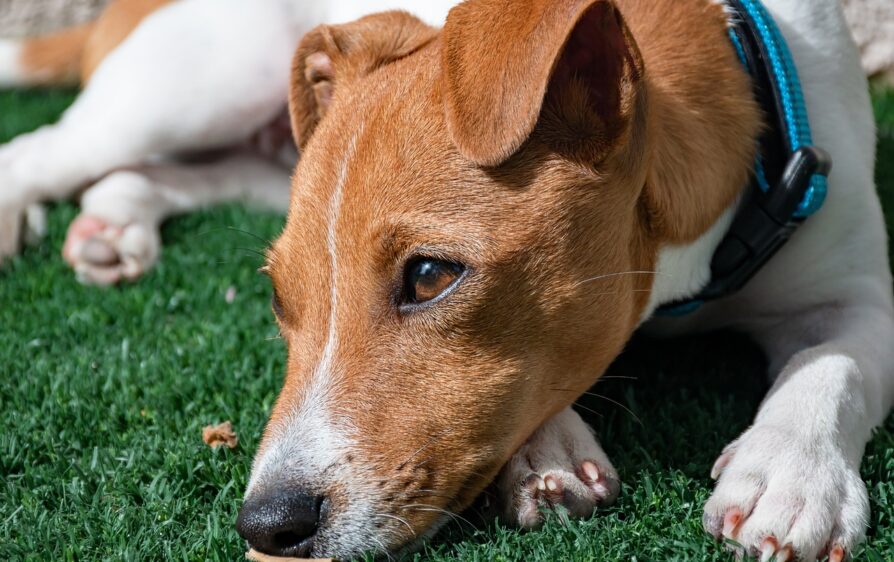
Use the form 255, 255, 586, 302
62, 154, 290, 285
496, 407, 620, 529
0, 0, 296, 264
0, 95, 284, 265
703, 294, 894, 561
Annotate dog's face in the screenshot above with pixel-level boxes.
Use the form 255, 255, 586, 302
239, 0, 755, 558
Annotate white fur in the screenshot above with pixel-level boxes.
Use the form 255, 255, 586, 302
645, 206, 737, 319
0, 39, 23, 88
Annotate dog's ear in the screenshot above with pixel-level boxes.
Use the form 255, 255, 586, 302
289, 12, 437, 149
442, 0, 644, 167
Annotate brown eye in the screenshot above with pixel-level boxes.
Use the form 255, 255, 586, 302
401, 258, 466, 308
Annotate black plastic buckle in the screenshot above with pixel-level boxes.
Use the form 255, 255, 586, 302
658, 146, 830, 314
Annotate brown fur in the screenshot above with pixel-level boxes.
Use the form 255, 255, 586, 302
20, 23, 94, 86
289, 11, 439, 150
259, 0, 763, 545
442, 0, 644, 167
18, 0, 172, 86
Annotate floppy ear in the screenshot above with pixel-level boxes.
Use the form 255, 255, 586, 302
442, 0, 644, 167
289, 11, 437, 149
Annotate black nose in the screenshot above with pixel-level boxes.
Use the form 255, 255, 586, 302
236, 490, 324, 557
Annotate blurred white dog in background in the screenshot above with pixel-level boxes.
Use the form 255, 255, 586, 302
0, 0, 456, 285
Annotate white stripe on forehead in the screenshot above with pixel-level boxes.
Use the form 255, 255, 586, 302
247, 126, 364, 495
316, 126, 357, 378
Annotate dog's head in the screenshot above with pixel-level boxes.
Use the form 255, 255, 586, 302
238, 0, 757, 558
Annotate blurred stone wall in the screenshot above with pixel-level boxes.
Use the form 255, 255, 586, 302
0, 0, 891, 78
0, 0, 110, 36
842, 0, 894, 79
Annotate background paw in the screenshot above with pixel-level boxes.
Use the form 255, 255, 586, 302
703, 426, 869, 561
497, 408, 619, 529
63, 215, 160, 286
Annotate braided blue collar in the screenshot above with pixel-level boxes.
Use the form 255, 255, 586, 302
658, 0, 831, 316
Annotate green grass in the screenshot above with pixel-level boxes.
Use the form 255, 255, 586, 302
1, 87, 893, 562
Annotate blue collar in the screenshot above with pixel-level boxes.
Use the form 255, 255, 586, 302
658, 0, 831, 316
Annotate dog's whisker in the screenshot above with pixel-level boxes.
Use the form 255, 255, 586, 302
193, 225, 270, 245
551, 385, 642, 424
588, 289, 653, 297
578, 391, 643, 426
399, 503, 476, 530
402, 491, 455, 501
569, 401, 604, 419
396, 432, 444, 472
235, 246, 268, 259
374, 513, 416, 538
574, 270, 664, 288
224, 225, 274, 245
411, 456, 433, 471
370, 535, 395, 562
549, 386, 580, 393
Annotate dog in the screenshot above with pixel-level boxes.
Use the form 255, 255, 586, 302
0, 0, 455, 285
235, 0, 894, 560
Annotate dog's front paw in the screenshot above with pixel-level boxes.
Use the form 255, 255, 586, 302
704, 425, 869, 561
63, 215, 160, 286
496, 407, 619, 529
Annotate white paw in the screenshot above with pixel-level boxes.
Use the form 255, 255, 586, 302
703, 425, 868, 561
496, 408, 620, 529
63, 214, 160, 286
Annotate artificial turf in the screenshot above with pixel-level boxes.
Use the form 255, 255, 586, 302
1, 86, 893, 562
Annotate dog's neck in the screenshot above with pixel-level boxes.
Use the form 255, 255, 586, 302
623, 0, 763, 245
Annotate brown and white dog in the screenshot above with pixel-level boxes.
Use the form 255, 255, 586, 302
235, 0, 894, 561
1, 0, 891, 560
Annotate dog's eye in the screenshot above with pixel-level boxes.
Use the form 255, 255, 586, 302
401, 258, 465, 308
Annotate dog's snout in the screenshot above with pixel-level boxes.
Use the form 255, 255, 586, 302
236, 489, 325, 557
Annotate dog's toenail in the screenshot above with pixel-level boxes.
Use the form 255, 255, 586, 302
582, 461, 599, 481
711, 451, 733, 480
779, 544, 794, 562
722, 510, 742, 537
545, 477, 559, 492
759, 537, 778, 562
829, 545, 845, 562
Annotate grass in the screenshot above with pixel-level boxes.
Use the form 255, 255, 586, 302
1, 86, 893, 561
